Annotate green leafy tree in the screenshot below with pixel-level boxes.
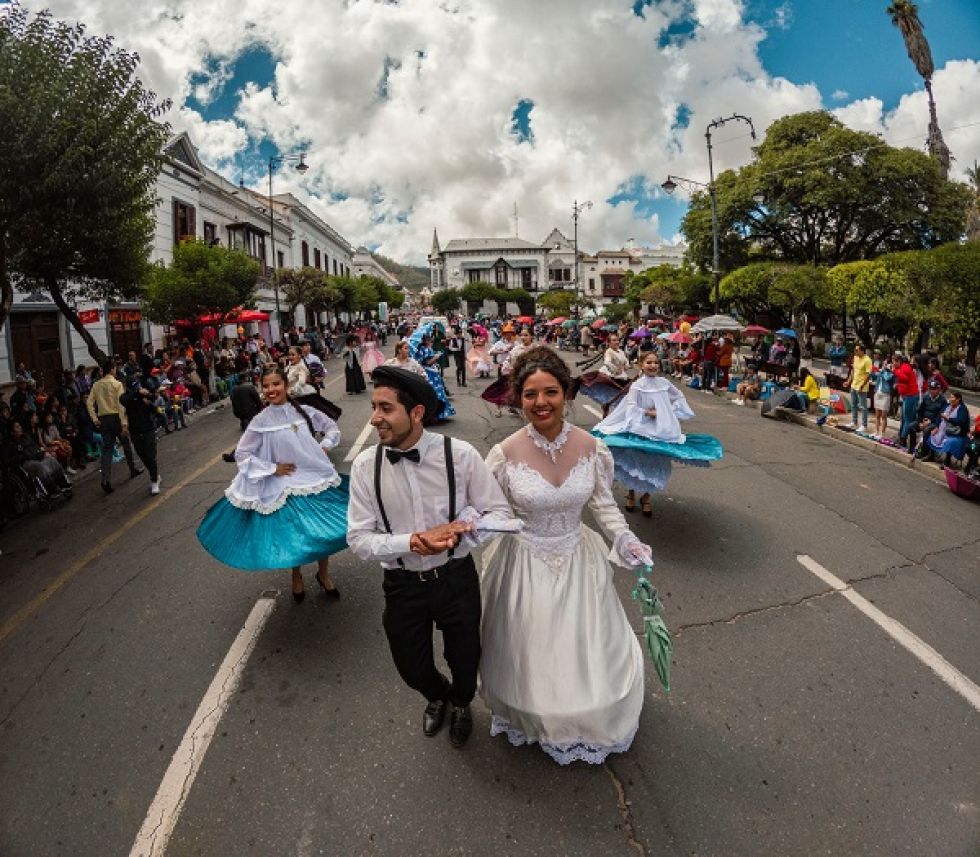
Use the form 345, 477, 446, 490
459, 281, 497, 316
681, 112, 971, 272
825, 260, 910, 348
507, 288, 534, 315
430, 288, 461, 314
143, 240, 260, 325
887, 1, 950, 177
0, 4, 171, 359
603, 302, 632, 323
277, 267, 329, 325
537, 289, 576, 318
720, 262, 829, 336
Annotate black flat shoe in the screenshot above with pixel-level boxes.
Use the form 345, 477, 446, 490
423, 698, 448, 737
101, 481, 113, 495
449, 705, 473, 748
314, 572, 341, 600
222, 452, 236, 463
129, 467, 144, 479
292, 590, 305, 604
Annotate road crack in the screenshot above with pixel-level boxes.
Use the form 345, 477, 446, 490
605, 760, 648, 856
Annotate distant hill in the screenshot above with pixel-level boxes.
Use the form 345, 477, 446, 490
371, 252, 429, 291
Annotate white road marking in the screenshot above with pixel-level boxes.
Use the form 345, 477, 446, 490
583, 404, 603, 419
128, 594, 277, 857
343, 419, 376, 462
796, 555, 980, 712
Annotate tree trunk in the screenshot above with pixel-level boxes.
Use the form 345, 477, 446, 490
924, 79, 951, 179
965, 337, 978, 368
0, 237, 12, 334
47, 280, 109, 366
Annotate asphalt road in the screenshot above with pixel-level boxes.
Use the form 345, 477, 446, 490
1, 348, 977, 857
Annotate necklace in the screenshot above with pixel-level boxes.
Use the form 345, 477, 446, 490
526, 420, 571, 463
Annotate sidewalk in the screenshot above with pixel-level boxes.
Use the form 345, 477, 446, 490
710, 383, 953, 486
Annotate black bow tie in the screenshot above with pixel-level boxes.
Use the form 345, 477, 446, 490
386, 447, 421, 465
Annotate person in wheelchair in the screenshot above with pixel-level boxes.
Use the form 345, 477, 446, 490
2, 421, 72, 500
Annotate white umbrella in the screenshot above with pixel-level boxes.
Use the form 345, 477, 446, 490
692, 314, 743, 332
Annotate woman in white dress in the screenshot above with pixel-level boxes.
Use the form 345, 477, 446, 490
578, 332, 632, 413
480, 346, 653, 765
593, 351, 723, 515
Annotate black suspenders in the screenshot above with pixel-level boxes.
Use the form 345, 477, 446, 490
374, 436, 456, 570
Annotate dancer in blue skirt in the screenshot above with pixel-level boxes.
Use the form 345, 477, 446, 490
410, 325, 455, 422
592, 351, 722, 516
197, 364, 349, 602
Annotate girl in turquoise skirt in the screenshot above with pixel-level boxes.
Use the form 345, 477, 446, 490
197, 365, 349, 602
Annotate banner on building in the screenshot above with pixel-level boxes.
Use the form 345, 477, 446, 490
378, 301, 389, 322
78, 309, 100, 325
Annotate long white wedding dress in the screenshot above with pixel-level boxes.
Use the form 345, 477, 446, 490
479, 422, 651, 765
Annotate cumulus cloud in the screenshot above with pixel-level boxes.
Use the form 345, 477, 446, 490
19, 0, 979, 264
833, 60, 980, 183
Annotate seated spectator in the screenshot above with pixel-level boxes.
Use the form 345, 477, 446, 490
921, 390, 970, 465
768, 339, 788, 365
914, 380, 948, 459
37, 412, 75, 474
927, 357, 949, 393
733, 367, 762, 405
963, 415, 980, 478
786, 368, 820, 413
3, 421, 72, 496
55, 403, 87, 470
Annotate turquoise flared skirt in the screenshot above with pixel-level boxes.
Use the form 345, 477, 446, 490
196, 477, 350, 571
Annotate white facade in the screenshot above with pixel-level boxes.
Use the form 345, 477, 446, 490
1, 132, 356, 388
352, 247, 400, 288
581, 243, 687, 309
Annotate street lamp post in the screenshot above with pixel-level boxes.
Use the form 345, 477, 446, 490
572, 199, 592, 316
267, 152, 309, 335
663, 114, 755, 314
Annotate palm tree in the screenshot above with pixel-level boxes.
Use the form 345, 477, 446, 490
887, 0, 951, 177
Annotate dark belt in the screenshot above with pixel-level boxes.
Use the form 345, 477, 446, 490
383, 554, 472, 583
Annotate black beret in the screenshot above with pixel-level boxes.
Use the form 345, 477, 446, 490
371, 366, 441, 422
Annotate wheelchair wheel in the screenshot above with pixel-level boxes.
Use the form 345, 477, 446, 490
7, 473, 32, 518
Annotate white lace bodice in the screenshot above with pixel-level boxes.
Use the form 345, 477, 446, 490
485, 429, 649, 570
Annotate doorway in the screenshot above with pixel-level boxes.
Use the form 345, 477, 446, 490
10, 312, 64, 392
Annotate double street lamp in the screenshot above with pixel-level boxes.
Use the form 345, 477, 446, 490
662, 113, 755, 314
572, 199, 592, 316
268, 152, 309, 331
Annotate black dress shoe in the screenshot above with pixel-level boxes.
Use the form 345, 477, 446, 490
422, 698, 449, 737
101, 481, 113, 495
129, 467, 144, 479
314, 572, 341, 600
449, 705, 473, 748
222, 452, 236, 463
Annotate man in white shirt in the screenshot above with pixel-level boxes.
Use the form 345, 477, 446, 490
347, 366, 514, 749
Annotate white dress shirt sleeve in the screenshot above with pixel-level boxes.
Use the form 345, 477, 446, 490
345, 453, 414, 563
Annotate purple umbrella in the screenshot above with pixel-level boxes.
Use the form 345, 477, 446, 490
630, 328, 652, 339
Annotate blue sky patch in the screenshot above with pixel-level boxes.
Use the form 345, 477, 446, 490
511, 99, 535, 143
186, 44, 277, 120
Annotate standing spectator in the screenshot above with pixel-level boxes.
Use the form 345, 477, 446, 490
845, 343, 873, 431
74, 365, 92, 397
870, 356, 895, 439
123, 351, 141, 379
579, 322, 593, 356
701, 336, 718, 392
10, 377, 36, 416
717, 335, 734, 389
827, 335, 848, 379
893, 352, 920, 452
927, 357, 949, 393
139, 343, 156, 377
87, 361, 142, 494
230, 374, 264, 431
121, 374, 162, 495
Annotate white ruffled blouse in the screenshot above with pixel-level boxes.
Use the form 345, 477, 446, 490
227, 403, 341, 514
593, 374, 695, 443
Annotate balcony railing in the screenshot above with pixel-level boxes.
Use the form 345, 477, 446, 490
602, 286, 625, 298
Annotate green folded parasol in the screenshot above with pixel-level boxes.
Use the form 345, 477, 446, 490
632, 565, 672, 693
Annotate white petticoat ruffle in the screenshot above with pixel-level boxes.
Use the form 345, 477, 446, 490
224, 474, 341, 515
490, 715, 638, 766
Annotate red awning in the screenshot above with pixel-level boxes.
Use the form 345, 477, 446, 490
178, 307, 270, 326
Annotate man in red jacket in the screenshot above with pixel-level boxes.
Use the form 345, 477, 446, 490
893, 352, 920, 452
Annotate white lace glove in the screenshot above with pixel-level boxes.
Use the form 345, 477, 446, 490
622, 537, 654, 569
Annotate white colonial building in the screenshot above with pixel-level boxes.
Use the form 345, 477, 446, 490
427, 226, 686, 313
1, 132, 355, 387
581, 243, 687, 310
352, 248, 400, 288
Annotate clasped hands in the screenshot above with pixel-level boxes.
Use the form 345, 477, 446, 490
410, 521, 474, 556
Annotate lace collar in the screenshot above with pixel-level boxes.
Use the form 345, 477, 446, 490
526, 420, 571, 463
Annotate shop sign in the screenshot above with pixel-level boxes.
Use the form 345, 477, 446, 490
78, 309, 101, 325
108, 309, 142, 323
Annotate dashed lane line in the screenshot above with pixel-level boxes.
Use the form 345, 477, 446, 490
796, 554, 980, 712
128, 593, 277, 857
343, 419, 376, 462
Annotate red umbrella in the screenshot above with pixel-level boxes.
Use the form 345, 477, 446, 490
668, 331, 693, 344
516, 315, 535, 325
591, 318, 608, 329
547, 316, 567, 325
742, 324, 770, 336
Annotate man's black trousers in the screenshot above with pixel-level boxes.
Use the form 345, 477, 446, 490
382, 554, 481, 707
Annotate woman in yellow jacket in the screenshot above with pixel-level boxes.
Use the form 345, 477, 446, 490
788, 367, 820, 413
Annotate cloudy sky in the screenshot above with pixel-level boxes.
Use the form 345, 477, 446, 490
18, 0, 980, 263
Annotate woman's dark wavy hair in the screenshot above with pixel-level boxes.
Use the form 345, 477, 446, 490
260, 364, 316, 437
509, 345, 574, 404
